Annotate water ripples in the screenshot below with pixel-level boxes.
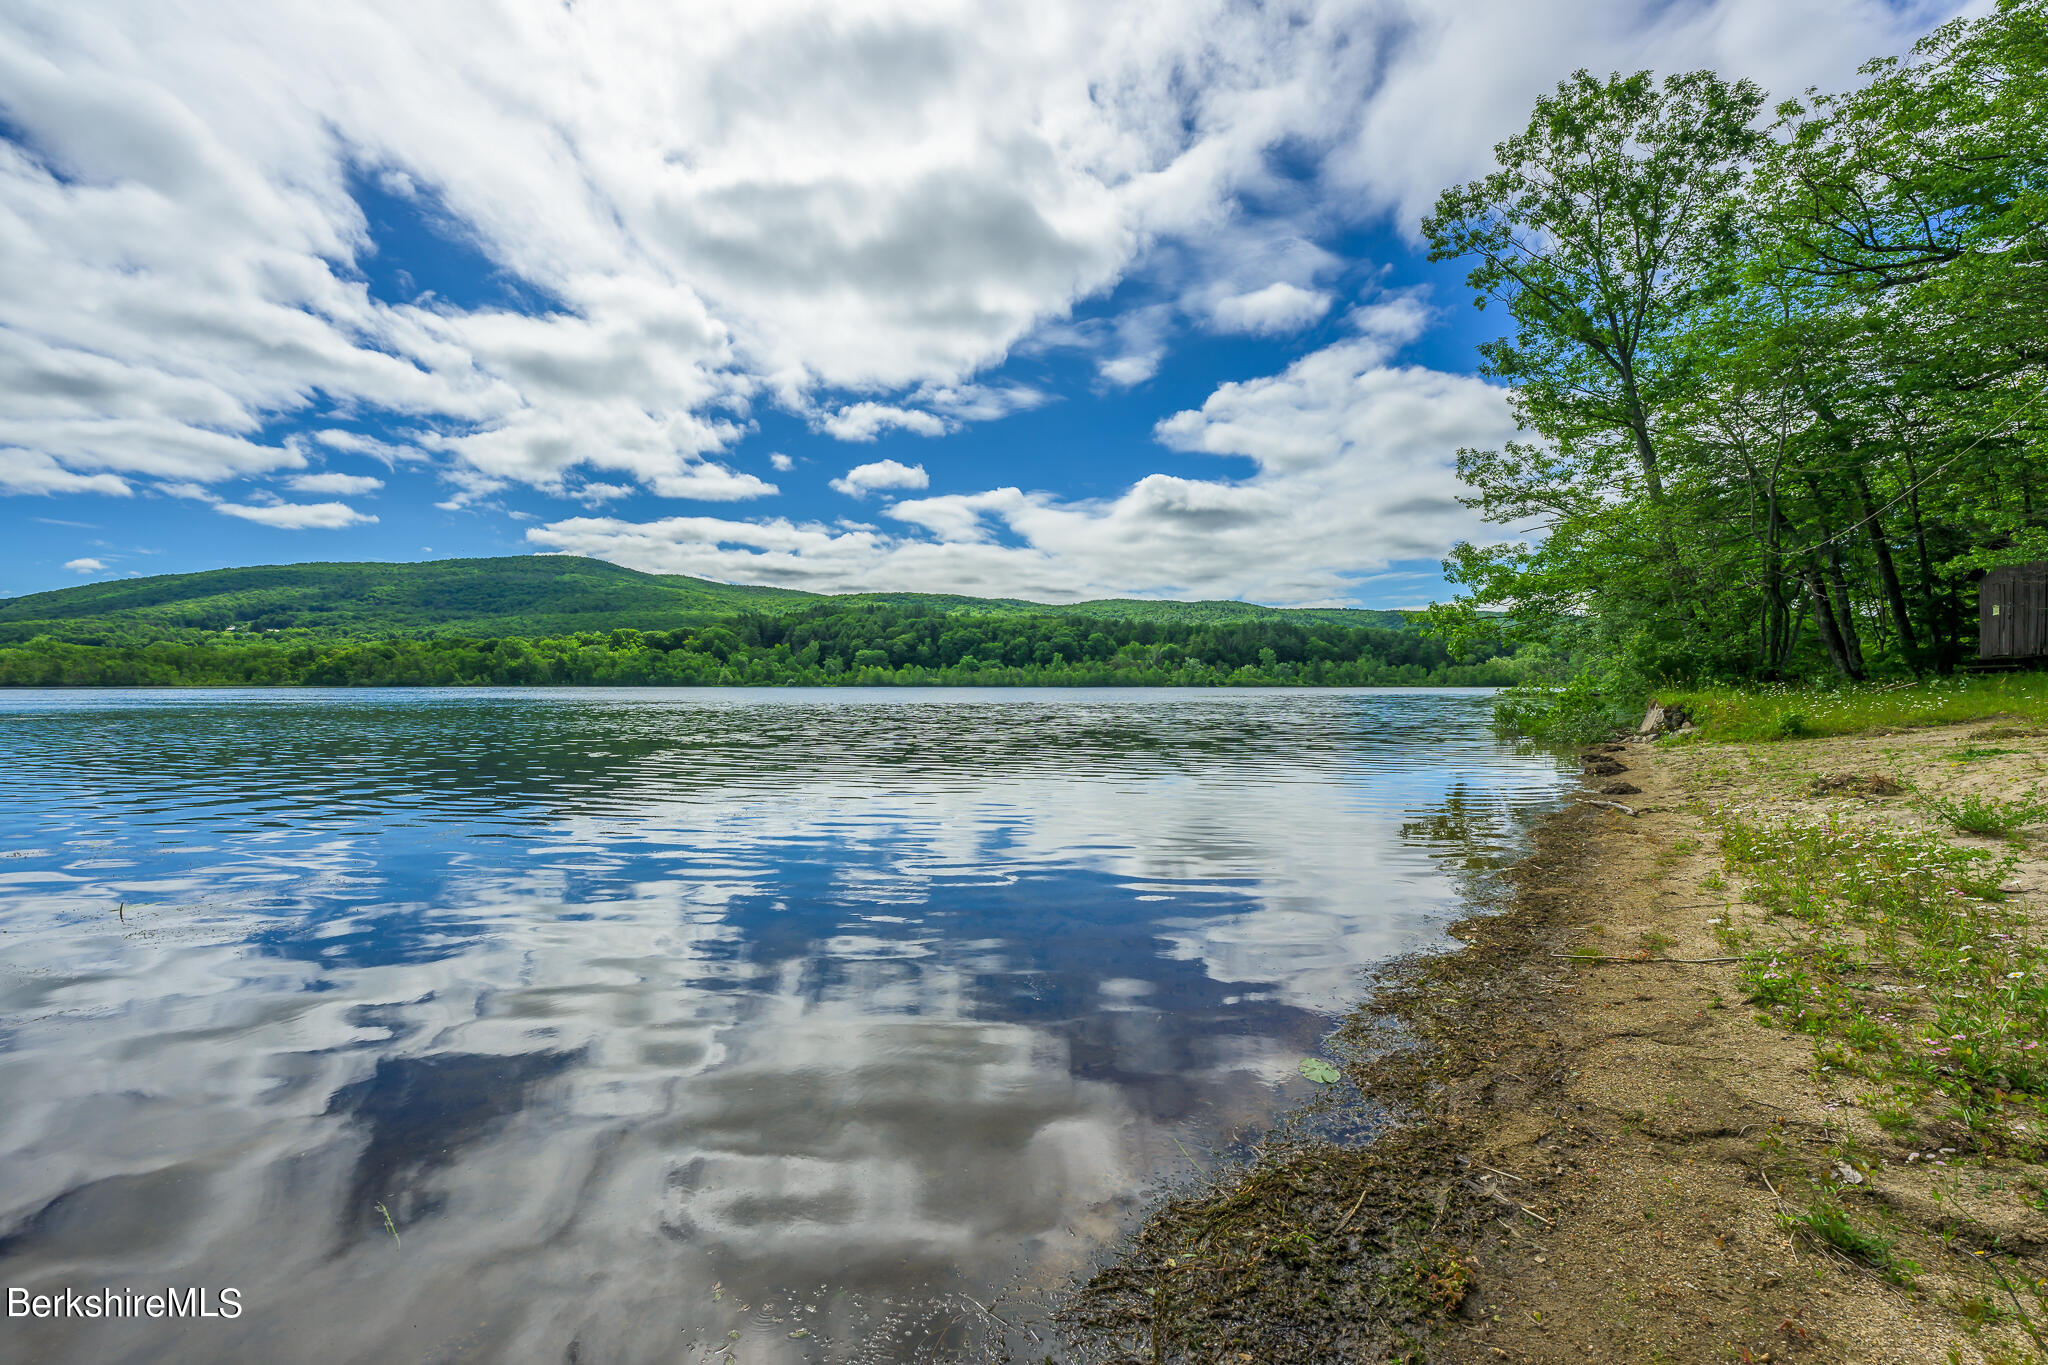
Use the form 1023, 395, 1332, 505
0, 687, 1564, 1363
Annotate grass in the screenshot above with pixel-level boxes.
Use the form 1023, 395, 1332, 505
1655, 674, 2048, 744
1920, 791, 2048, 840
1781, 1201, 1916, 1283
1711, 812, 2045, 1152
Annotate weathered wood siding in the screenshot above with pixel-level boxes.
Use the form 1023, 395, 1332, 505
1980, 562, 2048, 659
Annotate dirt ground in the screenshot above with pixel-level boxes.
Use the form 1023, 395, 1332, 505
1433, 723, 2048, 1365
1063, 721, 2048, 1364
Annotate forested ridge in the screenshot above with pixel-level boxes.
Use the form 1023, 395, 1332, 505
1422, 0, 2047, 724
4, 556, 825, 643
0, 600, 1517, 688
0, 556, 1402, 642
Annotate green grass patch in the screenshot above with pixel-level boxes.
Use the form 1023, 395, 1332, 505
1920, 791, 2048, 840
1781, 1201, 1916, 1283
1655, 675, 2048, 744
1716, 814, 2044, 1150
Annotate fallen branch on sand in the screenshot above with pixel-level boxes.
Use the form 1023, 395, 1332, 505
1571, 796, 1638, 816
1473, 1180, 1554, 1226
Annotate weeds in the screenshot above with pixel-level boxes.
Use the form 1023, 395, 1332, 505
1920, 791, 2048, 840
1499, 674, 2048, 747
1492, 672, 1642, 744
1785, 1203, 1908, 1285
1781, 1202, 1917, 1284
1395, 1245, 1473, 1318
1717, 814, 2044, 1151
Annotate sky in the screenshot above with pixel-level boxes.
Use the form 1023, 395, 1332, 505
0, 0, 1965, 608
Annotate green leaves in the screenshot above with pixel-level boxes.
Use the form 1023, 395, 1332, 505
1298, 1058, 1342, 1085
1423, 67, 1765, 491
1425, 2, 2048, 690
0, 596, 1538, 688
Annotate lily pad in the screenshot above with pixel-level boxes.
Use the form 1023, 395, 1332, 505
1298, 1058, 1341, 1085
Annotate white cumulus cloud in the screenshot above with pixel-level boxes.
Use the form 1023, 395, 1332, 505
1208, 283, 1332, 335
0, 0, 1959, 599
531, 324, 1519, 605
1, 450, 133, 497
830, 459, 931, 499
63, 556, 107, 573
215, 500, 378, 530
0, 0, 1416, 507
820, 404, 947, 443
287, 471, 385, 495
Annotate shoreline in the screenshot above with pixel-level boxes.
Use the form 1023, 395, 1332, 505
1063, 721, 2048, 1362
0, 680, 1505, 692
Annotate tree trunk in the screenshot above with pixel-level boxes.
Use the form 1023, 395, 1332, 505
1629, 417, 1666, 503
1764, 463, 1791, 672
1848, 466, 1920, 669
1799, 472, 1866, 677
1897, 447, 1960, 674
1804, 569, 1863, 680
1761, 508, 1793, 674
1824, 551, 1865, 676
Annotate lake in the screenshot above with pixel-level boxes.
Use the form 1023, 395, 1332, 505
0, 688, 1564, 1363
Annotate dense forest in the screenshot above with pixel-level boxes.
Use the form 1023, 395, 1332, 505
0, 556, 807, 644
1423, 0, 2045, 714
0, 556, 1402, 645
0, 556, 1474, 688
0, 600, 1518, 688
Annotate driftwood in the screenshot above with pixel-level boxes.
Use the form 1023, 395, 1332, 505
1571, 796, 1638, 816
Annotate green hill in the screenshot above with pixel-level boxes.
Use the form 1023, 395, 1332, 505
0, 557, 814, 644
0, 556, 1408, 645
837, 592, 1404, 629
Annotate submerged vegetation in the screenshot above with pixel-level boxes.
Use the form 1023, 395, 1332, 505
1061, 825, 1569, 1363
1059, 8, 2048, 1358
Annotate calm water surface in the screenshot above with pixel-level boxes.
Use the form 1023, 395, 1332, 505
0, 688, 1565, 1363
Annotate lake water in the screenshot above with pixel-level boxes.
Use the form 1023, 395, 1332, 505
0, 688, 1564, 1363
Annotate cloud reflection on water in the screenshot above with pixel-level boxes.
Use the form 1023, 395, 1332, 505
0, 688, 1562, 1363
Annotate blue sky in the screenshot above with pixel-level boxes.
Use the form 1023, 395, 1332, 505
0, 0, 1956, 607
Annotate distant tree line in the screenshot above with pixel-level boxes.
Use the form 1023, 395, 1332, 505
0, 601, 1524, 688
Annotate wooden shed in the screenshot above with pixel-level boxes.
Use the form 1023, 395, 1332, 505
1980, 562, 2048, 661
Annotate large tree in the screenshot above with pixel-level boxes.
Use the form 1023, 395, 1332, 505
1423, 69, 1764, 504
1427, 1, 2048, 694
